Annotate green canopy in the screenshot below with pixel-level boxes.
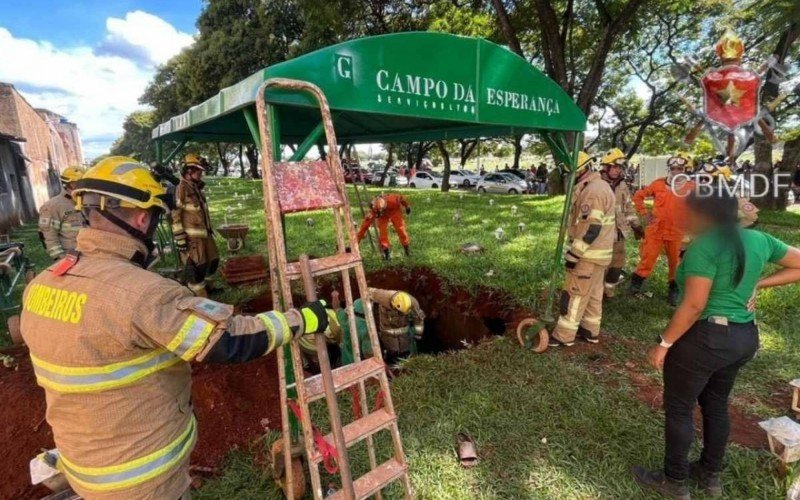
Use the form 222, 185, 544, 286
152, 32, 586, 146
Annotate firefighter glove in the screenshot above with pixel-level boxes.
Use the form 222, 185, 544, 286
299, 300, 329, 335
565, 251, 580, 270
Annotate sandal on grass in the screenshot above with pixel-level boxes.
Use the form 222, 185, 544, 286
456, 432, 479, 468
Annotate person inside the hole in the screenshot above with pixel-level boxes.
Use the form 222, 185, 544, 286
356, 194, 411, 260
632, 184, 800, 499
336, 288, 425, 364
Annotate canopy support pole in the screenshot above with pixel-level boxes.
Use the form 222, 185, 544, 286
243, 107, 262, 152
162, 139, 188, 165
542, 131, 583, 322
290, 121, 325, 161
155, 141, 163, 164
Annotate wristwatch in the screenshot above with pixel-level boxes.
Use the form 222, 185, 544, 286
656, 335, 673, 349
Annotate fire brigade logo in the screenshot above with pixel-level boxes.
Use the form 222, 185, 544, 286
701, 65, 760, 133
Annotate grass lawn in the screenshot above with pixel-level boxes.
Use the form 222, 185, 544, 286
4, 177, 798, 498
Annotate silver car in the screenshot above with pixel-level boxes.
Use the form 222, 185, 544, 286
476, 173, 528, 194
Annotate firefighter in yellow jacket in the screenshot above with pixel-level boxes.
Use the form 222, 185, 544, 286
551, 152, 616, 347
599, 149, 639, 298
20, 156, 329, 500
38, 166, 86, 260
172, 154, 219, 297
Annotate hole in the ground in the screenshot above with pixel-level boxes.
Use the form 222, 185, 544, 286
240, 267, 531, 356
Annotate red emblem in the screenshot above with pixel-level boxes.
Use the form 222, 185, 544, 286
701, 65, 760, 132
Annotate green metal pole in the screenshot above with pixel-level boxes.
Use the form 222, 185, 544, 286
543, 131, 583, 322
162, 139, 189, 165
243, 107, 262, 153
155, 140, 163, 164
290, 121, 325, 161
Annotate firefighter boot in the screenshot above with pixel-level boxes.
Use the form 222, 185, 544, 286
403, 245, 410, 257
668, 280, 679, 307
629, 273, 645, 295
382, 248, 391, 261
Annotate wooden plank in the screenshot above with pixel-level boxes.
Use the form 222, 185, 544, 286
304, 358, 384, 403
326, 459, 406, 500
285, 253, 360, 280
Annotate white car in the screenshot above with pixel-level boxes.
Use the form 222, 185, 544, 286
448, 169, 482, 188
476, 172, 528, 194
408, 171, 457, 189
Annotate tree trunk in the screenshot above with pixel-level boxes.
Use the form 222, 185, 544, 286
379, 144, 394, 187
216, 143, 230, 177
491, 0, 524, 56
459, 139, 477, 168
238, 144, 244, 178
244, 146, 257, 179
437, 141, 452, 192
512, 135, 523, 169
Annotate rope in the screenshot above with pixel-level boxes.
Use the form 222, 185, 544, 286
287, 400, 339, 474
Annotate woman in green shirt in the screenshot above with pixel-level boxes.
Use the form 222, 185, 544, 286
633, 185, 800, 499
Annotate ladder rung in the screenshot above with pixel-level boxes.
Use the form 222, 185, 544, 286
304, 357, 384, 403
310, 409, 396, 464
285, 253, 360, 280
326, 458, 406, 500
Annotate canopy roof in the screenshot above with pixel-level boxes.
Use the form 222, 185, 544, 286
152, 32, 586, 146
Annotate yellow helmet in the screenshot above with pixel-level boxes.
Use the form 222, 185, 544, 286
601, 148, 627, 166
60, 166, 85, 185
667, 152, 693, 171
699, 163, 732, 181
575, 151, 596, 175
184, 153, 202, 166
390, 291, 413, 314
73, 156, 168, 212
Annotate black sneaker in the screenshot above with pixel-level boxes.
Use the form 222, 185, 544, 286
548, 335, 575, 348
382, 249, 391, 261
576, 327, 599, 344
629, 273, 645, 295
632, 467, 690, 500
668, 280, 679, 307
689, 461, 722, 497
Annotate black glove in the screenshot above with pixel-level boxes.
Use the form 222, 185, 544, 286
564, 251, 579, 270
299, 300, 329, 335
173, 230, 189, 252
405, 207, 411, 215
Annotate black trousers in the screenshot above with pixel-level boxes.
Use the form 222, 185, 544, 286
662, 319, 758, 480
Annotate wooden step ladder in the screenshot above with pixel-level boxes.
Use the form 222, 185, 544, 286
255, 78, 412, 500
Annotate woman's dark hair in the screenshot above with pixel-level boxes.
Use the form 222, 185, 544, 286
686, 184, 745, 286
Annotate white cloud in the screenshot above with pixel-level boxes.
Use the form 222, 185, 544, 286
0, 12, 193, 160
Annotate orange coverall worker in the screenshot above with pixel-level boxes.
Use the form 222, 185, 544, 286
552, 171, 616, 345
357, 194, 411, 257
631, 177, 694, 285
20, 228, 327, 499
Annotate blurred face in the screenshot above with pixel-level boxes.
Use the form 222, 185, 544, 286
606, 164, 623, 179
189, 167, 203, 181
685, 203, 714, 236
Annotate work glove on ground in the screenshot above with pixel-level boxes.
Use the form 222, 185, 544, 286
298, 300, 329, 336
173, 231, 189, 252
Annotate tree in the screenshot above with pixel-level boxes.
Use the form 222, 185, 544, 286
110, 111, 158, 164
436, 141, 454, 192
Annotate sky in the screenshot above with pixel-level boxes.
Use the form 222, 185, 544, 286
0, 0, 202, 159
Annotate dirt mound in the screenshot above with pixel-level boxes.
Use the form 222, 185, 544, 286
0, 346, 282, 499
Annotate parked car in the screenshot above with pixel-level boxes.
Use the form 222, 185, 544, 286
408, 171, 457, 189
499, 168, 533, 192
344, 167, 373, 184
476, 172, 528, 194
448, 169, 482, 188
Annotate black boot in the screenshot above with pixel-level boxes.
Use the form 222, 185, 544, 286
403, 245, 410, 257
632, 467, 690, 500
629, 273, 645, 295
668, 280, 679, 307
382, 248, 391, 261
576, 326, 599, 344
689, 461, 722, 497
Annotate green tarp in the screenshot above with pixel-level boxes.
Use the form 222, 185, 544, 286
152, 32, 586, 145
